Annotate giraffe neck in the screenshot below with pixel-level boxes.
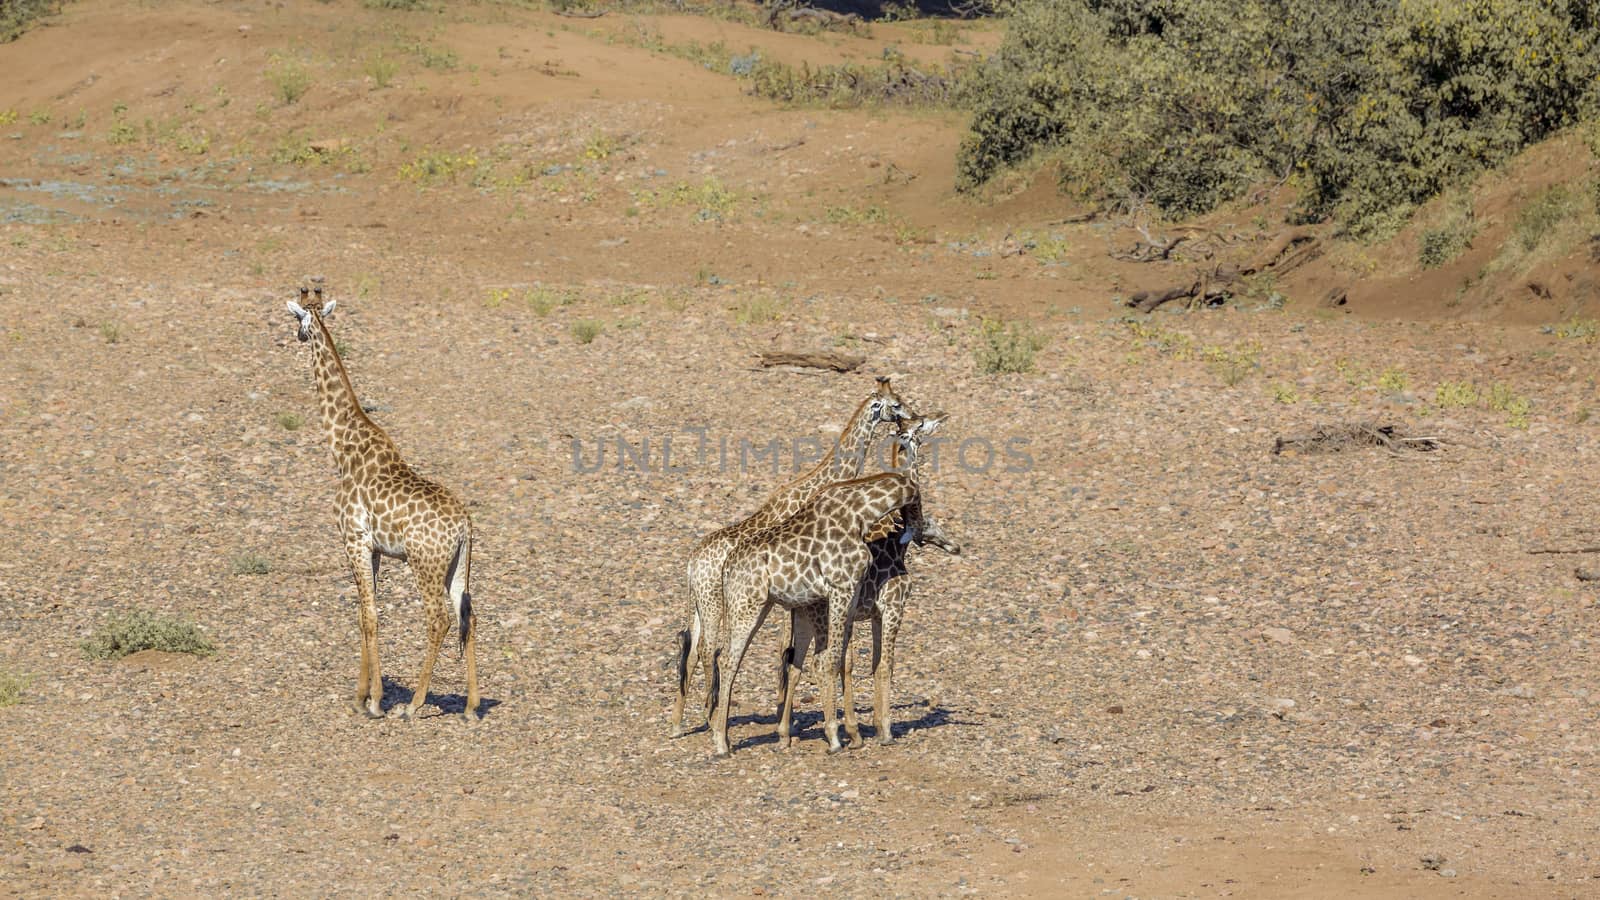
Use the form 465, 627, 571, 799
750, 393, 883, 525
825, 393, 881, 481
830, 473, 917, 537
306, 314, 390, 472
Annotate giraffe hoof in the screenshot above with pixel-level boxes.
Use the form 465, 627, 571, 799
825, 742, 848, 755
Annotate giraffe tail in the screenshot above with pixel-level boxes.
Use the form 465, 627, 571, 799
446, 531, 472, 655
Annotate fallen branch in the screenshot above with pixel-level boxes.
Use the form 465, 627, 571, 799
1125, 227, 1322, 312
554, 7, 607, 17
756, 349, 865, 372
1527, 546, 1600, 555
1272, 424, 1442, 457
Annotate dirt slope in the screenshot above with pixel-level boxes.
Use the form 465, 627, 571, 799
2, 2, 1599, 897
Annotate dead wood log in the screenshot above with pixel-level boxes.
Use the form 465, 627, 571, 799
1272, 424, 1441, 456
756, 349, 865, 372
554, 7, 607, 17
1123, 227, 1322, 312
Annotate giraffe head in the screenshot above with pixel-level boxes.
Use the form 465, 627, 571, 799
890, 412, 945, 472
865, 376, 914, 426
286, 285, 337, 343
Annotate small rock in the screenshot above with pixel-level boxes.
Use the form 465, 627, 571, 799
1260, 626, 1293, 644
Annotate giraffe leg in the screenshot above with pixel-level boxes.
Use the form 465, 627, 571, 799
401, 559, 451, 720
712, 604, 770, 758
345, 541, 383, 718
777, 607, 818, 750
819, 588, 852, 754
840, 618, 862, 748
670, 613, 700, 738
874, 578, 907, 745
697, 582, 725, 723
774, 612, 795, 726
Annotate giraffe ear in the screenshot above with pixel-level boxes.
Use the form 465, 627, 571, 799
920, 415, 946, 435
287, 300, 309, 320
320, 299, 337, 318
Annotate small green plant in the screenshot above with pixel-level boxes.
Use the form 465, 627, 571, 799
174, 128, 209, 155
1515, 185, 1580, 253
107, 118, 138, 145
0, 109, 15, 126
399, 149, 480, 185
81, 610, 217, 660
1271, 383, 1300, 404
582, 132, 619, 161
1125, 320, 1195, 359
974, 317, 1047, 374
571, 319, 604, 344
365, 51, 399, 89
484, 287, 512, 308
99, 322, 121, 344
276, 411, 304, 431
1418, 198, 1476, 268
0, 669, 30, 707
1203, 342, 1260, 387
418, 44, 458, 69
27, 109, 50, 125
634, 178, 739, 222
231, 553, 271, 575
1434, 381, 1480, 408
525, 284, 577, 314
734, 295, 783, 325
1376, 368, 1409, 394
267, 53, 312, 105
1553, 316, 1598, 341
1487, 382, 1532, 429
824, 204, 891, 226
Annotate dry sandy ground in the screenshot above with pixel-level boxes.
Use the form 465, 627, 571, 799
2, 2, 1599, 897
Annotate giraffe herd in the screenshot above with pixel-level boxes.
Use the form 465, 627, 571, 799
287, 283, 951, 757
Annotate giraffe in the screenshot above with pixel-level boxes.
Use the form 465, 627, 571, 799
775, 414, 959, 750
710, 472, 922, 756
285, 284, 480, 721
669, 377, 912, 738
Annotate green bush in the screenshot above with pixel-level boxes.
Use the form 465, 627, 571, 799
1418, 199, 1477, 267
81, 610, 218, 660
959, 0, 1600, 233
1514, 184, 1581, 252
974, 316, 1047, 374
0, 0, 55, 43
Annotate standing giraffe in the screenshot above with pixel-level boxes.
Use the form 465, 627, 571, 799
669, 377, 912, 738
286, 284, 479, 720
711, 472, 921, 756
776, 414, 959, 750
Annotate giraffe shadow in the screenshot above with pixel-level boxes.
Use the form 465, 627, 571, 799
378, 678, 502, 719
729, 702, 971, 752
